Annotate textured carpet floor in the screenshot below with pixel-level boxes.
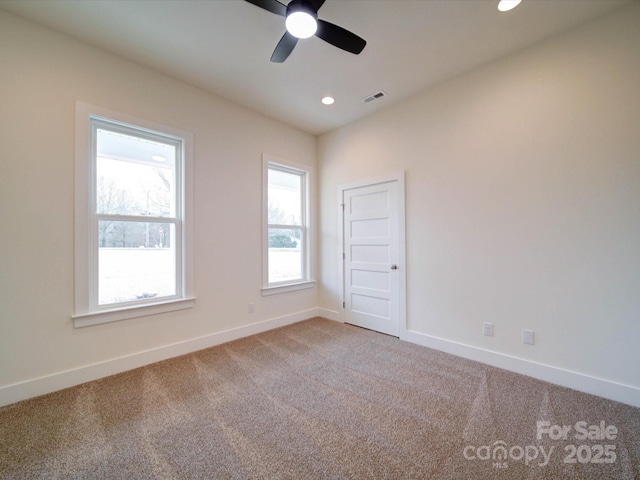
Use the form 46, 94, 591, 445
1, 317, 639, 479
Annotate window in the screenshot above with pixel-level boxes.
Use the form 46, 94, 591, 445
74, 103, 194, 327
262, 155, 314, 295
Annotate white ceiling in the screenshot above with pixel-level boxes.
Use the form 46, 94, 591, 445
0, 0, 632, 135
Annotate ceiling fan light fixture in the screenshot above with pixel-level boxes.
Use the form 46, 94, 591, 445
497, 0, 522, 12
285, 10, 317, 39
245, 0, 366, 62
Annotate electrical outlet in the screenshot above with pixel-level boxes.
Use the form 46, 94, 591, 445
483, 322, 494, 337
522, 329, 534, 345
248, 302, 255, 314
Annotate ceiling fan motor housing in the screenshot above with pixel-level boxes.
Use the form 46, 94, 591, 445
286, 0, 318, 18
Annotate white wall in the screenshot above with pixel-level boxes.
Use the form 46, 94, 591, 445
319, 5, 640, 403
0, 10, 317, 404
2, 4, 639, 408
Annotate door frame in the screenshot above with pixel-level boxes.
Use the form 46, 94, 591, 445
338, 172, 407, 338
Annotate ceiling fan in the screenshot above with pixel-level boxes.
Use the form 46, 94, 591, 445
245, 0, 367, 63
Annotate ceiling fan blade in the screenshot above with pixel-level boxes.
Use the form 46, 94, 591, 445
271, 32, 299, 62
244, 0, 287, 17
315, 19, 366, 55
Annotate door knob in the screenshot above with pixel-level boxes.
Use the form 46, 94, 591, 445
390, 264, 398, 270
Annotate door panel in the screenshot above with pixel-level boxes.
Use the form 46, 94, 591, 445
351, 218, 389, 237
352, 269, 389, 291
343, 180, 400, 336
351, 244, 389, 264
352, 293, 389, 317
350, 190, 389, 212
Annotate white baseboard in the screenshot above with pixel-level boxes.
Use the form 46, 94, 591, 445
4, 314, 637, 409
0, 308, 320, 408
402, 329, 640, 409
318, 308, 341, 322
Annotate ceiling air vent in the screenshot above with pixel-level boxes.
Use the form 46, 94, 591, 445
363, 90, 387, 104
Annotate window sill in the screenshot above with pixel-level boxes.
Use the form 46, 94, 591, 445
73, 297, 196, 328
261, 281, 315, 296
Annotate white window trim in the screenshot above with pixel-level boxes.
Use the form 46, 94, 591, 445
261, 154, 315, 295
73, 102, 195, 327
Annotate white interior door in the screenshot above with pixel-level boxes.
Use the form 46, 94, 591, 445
342, 179, 402, 336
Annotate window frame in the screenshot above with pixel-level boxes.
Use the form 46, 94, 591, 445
262, 154, 314, 296
74, 102, 195, 327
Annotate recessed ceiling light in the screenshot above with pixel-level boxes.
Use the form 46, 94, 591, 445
321, 96, 335, 105
498, 0, 522, 12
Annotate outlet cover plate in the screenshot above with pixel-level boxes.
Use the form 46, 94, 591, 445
522, 329, 534, 345
483, 322, 494, 336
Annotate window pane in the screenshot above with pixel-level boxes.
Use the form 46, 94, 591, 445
96, 128, 176, 217
98, 220, 176, 305
268, 168, 302, 226
268, 227, 302, 283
